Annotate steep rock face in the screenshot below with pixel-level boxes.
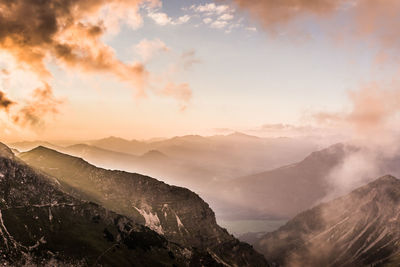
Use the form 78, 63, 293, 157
0, 143, 227, 266
20, 146, 268, 266
255, 175, 400, 267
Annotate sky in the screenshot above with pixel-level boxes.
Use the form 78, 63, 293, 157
0, 0, 399, 141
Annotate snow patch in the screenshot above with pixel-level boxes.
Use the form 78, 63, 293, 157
176, 214, 185, 229
134, 207, 164, 235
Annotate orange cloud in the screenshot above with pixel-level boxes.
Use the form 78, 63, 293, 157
231, 0, 400, 56
161, 82, 192, 110
314, 83, 400, 134
0, 0, 192, 128
230, 0, 342, 30
0, 91, 14, 111
12, 83, 63, 128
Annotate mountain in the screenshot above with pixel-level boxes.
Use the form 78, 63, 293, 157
57, 143, 215, 190
62, 143, 140, 167
19, 146, 268, 266
89, 134, 321, 179
89, 136, 149, 155
212, 144, 354, 219
9, 141, 61, 152
10, 134, 323, 224
254, 175, 400, 267
0, 143, 230, 266
140, 150, 169, 161
215, 143, 400, 221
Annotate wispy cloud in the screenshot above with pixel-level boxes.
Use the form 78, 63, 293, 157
146, 7, 191, 26
135, 38, 170, 62
186, 2, 251, 33
160, 82, 192, 111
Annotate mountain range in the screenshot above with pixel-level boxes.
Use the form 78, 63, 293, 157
4, 137, 400, 266
10, 133, 320, 185
8, 134, 322, 223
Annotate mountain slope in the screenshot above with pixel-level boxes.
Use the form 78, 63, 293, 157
213, 143, 354, 219
0, 143, 225, 266
255, 175, 400, 267
20, 146, 268, 266
216, 143, 400, 221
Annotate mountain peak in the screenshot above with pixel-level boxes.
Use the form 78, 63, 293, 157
141, 150, 167, 159
374, 174, 398, 183
227, 132, 259, 139
355, 174, 400, 195
103, 136, 128, 142
31, 145, 55, 153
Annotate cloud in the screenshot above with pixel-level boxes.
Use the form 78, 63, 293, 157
160, 82, 192, 110
314, 83, 400, 137
211, 20, 229, 29
219, 13, 234, 21
177, 15, 191, 24
190, 2, 242, 32
12, 83, 63, 128
191, 3, 231, 15
181, 50, 201, 71
147, 10, 191, 26
147, 11, 172, 25
230, 0, 342, 29
135, 38, 169, 62
0, 0, 195, 127
230, 0, 400, 56
0, 0, 158, 112
0, 91, 14, 111
0, 0, 158, 78
245, 27, 257, 32
231, 0, 400, 143
203, 18, 213, 24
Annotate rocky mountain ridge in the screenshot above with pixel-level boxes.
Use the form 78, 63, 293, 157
0, 143, 227, 266
19, 145, 268, 266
